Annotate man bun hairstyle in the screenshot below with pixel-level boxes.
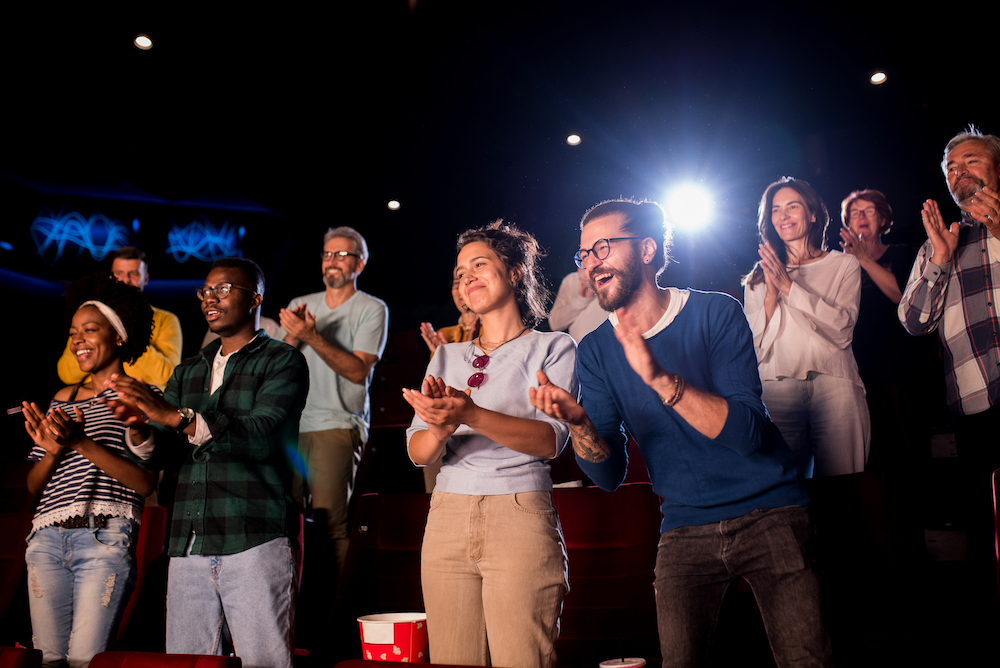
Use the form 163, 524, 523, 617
580, 198, 673, 284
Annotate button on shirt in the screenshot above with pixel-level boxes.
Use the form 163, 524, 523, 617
898, 217, 1000, 415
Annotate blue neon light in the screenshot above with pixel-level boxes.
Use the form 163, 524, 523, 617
165, 215, 243, 263
30, 209, 131, 266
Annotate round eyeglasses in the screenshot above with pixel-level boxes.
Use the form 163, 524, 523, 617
573, 237, 642, 268
196, 283, 257, 301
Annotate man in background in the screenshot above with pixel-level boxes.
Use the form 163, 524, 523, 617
57, 246, 182, 389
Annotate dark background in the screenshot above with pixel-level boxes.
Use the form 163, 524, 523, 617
0, 1, 993, 418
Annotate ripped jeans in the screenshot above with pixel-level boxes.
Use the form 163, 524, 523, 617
25, 517, 138, 668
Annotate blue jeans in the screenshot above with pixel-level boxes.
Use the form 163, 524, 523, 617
166, 537, 297, 668
25, 517, 137, 668
654, 506, 832, 668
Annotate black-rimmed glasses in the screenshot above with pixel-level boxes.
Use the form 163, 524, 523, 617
196, 283, 257, 301
322, 250, 361, 261
573, 237, 642, 268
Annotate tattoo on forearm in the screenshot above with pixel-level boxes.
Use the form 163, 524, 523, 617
570, 422, 610, 463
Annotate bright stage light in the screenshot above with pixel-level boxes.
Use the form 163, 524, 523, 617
870, 71, 886, 84
134, 34, 153, 50
387, 200, 401, 210
666, 185, 712, 230
566, 134, 581, 145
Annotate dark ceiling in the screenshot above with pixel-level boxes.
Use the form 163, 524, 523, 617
1, 2, 994, 327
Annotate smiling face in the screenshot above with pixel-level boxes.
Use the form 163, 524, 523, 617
70, 306, 122, 376
847, 198, 884, 240
579, 213, 643, 311
322, 236, 364, 290
456, 241, 516, 316
946, 139, 1000, 205
201, 267, 259, 337
771, 187, 816, 246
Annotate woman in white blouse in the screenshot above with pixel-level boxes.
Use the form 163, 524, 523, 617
743, 177, 869, 477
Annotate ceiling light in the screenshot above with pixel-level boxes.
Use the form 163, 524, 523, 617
134, 34, 153, 50
870, 72, 887, 85
566, 134, 581, 146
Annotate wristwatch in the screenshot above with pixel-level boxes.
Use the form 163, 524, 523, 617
175, 407, 196, 432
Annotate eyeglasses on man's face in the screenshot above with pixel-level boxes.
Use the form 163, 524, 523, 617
321, 250, 361, 261
196, 283, 257, 301
573, 237, 642, 269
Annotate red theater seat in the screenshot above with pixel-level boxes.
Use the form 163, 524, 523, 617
0, 647, 42, 668
89, 652, 241, 668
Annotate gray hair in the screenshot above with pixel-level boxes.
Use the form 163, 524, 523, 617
324, 226, 369, 262
941, 125, 1000, 175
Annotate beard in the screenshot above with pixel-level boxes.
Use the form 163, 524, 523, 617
951, 175, 986, 206
593, 262, 643, 311
323, 269, 349, 289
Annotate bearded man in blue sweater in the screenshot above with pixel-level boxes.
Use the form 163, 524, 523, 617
530, 199, 832, 667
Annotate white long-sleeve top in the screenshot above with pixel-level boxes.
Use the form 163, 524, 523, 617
743, 251, 864, 388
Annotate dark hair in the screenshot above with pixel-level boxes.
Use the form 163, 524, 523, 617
744, 177, 829, 288
580, 199, 673, 284
841, 189, 894, 236
210, 257, 265, 295
941, 125, 1000, 175
110, 246, 147, 265
64, 273, 154, 365
456, 220, 549, 327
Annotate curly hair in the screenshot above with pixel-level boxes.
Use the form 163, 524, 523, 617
456, 220, 549, 327
64, 272, 154, 365
744, 177, 829, 289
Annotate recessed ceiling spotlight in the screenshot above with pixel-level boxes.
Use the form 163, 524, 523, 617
387, 200, 401, 210
870, 71, 887, 85
134, 34, 153, 50
566, 134, 581, 146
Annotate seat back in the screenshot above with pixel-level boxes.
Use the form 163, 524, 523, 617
553, 483, 662, 667
90, 651, 241, 667
116, 505, 167, 643
0, 646, 42, 668
330, 493, 430, 664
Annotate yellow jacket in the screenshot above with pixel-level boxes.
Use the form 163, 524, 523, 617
57, 306, 183, 389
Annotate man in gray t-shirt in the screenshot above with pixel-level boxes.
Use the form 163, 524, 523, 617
278, 226, 388, 582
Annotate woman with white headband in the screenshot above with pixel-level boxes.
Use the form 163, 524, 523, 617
20, 272, 157, 668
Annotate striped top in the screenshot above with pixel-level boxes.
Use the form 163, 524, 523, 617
28, 387, 157, 533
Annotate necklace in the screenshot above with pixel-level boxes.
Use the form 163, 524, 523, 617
478, 325, 530, 352
468, 326, 530, 388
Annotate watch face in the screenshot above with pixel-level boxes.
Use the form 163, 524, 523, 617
179, 407, 195, 420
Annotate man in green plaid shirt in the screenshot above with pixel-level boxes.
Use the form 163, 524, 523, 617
109, 257, 308, 668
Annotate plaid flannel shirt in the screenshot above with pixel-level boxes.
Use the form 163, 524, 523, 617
153, 332, 309, 556
898, 217, 1000, 415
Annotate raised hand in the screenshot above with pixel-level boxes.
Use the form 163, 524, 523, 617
839, 227, 872, 264
22, 401, 64, 457
963, 185, 1000, 238
402, 375, 474, 441
758, 243, 792, 296
419, 322, 447, 354
529, 370, 586, 425
922, 199, 960, 265
104, 374, 173, 426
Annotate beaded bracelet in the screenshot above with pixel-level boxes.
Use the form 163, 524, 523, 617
662, 373, 685, 408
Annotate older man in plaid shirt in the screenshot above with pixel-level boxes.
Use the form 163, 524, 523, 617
898, 125, 1000, 605
110, 257, 309, 668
